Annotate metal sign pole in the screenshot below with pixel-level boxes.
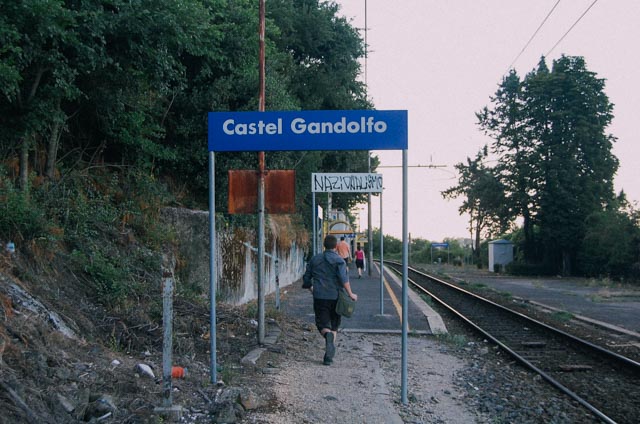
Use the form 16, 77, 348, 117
367, 154, 373, 276
208, 152, 217, 383
401, 149, 409, 405
312, 192, 317, 256
256, 0, 266, 345
257, 160, 266, 344
379, 190, 384, 315
275, 258, 280, 310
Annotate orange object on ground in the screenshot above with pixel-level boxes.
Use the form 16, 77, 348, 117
171, 366, 186, 378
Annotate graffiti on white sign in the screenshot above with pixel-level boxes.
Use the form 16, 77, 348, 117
312, 173, 383, 193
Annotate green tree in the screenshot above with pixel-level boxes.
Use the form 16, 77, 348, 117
442, 147, 509, 264
473, 55, 619, 276
267, 0, 369, 110
578, 194, 640, 279
0, 0, 91, 190
477, 69, 539, 262
531, 56, 617, 274
1, 0, 376, 246
371, 228, 402, 259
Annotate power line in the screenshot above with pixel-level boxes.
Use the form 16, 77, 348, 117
545, 0, 599, 57
505, 0, 562, 74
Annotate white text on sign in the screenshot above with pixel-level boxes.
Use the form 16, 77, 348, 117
223, 117, 388, 137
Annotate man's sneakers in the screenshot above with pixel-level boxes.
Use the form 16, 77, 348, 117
323, 354, 332, 366
323, 332, 336, 365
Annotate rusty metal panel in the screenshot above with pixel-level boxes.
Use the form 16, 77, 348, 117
265, 170, 295, 214
228, 170, 296, 214
228, 170, 258, 214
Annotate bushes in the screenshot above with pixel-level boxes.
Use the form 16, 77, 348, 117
577, 209, 640, 280
57, 171, 169, 306
70, 244, 162, 307
71, 248, 132, 302
0, 176, 50, 244
1, 168, 172, 306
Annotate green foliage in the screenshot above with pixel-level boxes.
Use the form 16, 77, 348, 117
71, 247, 133, 303
577, 200, 640, 279
442, 147, 509, 264
267, 0, 369, 110
371, 228, 402, 259
0, 174, 49, 243
0, 1, 380, 307
1, 0, 371, 223
449, 55, 627, 277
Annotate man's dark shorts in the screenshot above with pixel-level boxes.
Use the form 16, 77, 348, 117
313, 298, 341, 333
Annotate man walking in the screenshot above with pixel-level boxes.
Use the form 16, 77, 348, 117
336, 236, 351, 265
303, 235, 358, 365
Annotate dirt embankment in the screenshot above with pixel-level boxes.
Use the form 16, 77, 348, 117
0, 249, 282, 424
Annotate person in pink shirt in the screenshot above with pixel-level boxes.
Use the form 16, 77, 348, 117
354, 244, 365, 278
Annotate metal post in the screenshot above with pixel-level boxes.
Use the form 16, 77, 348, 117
379, 190, 384, 315
367, 153, 373, 276
401, 149, 409, 405
242, 241, 278, 310
161, 257, 174, 407
257, 162, 265, 344
312, 193, 317, 256
275, 258, 280, 310
257, 0, 266, 345
208, 152, 217, 383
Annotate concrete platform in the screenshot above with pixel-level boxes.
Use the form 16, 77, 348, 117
280, 262, 447, 335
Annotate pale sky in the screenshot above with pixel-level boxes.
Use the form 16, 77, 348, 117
337, 0, 640, 241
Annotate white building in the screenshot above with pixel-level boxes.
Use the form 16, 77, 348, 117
488, 239, 514, 272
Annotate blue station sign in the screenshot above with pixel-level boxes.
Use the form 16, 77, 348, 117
208, 109, 407, 152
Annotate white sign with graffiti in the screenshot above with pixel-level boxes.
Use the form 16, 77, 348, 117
312, 173, 383, 193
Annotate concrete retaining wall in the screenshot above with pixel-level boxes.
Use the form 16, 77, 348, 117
160, 207, 306, 305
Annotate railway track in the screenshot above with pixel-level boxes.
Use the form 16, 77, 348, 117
384, 261, 640, 424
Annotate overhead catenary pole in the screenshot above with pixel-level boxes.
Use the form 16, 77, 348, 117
257, 0, 266, 344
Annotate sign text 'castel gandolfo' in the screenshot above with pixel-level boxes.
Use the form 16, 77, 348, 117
208, 110, 408, 152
